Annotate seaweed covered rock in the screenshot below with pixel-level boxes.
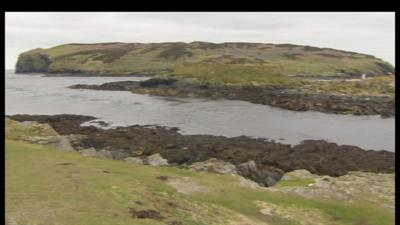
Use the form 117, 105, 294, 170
8, 114, 395, 188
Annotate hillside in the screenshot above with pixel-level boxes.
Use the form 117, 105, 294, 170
5, 118, 395, 225
15, 42, 394, 82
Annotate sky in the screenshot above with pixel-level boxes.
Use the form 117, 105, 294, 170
5, 12, 395, 69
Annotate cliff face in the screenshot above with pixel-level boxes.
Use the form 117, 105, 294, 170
15, 42, 395, 78
15, 53, 51, 73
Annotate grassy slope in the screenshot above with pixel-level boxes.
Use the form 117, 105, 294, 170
6, 138, 394, 225
16, 42, 394, 84
304, 75, 395, 95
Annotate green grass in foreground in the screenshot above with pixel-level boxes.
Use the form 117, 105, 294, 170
274, 178, 315, 188
5, 139, 394, 225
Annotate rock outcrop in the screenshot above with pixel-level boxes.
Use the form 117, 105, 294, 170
21, 135, 75, 152
271, 169, 395, 212
124, 154, 169, 167
145, 153, 169, 166
187, 158, 238, 175
7, 115, 395, 187
237, 161, 284, 187
70, 79, 395, 117
187, 158, 284, 187
124, 157, 144, 165
79, 148, 97, 157
16, 52, 51, 73
5, 118, 75, 152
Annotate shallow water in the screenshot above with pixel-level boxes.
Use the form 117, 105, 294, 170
5, 70, 395, 151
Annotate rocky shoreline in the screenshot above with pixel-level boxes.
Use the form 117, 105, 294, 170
41, 72, 151, 77
69, 78, 395, 117
7, 114, 395, 187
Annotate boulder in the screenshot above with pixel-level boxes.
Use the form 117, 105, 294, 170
96, 150, 113, 159
66, 134, 87, 146
19, 121, 58, 136
145, 153, 169, 166
264, 177, 278, 187
236, 160, 258, 177
237, 160, 283, 187
236, 175, 261, 189
188, 158, 238, 175
131, 149, 144, 156
111, 149, 131, 160
52, 136, 75, 152
5, 118, 58, 138
262, 167, 284, 183
21, 135, 75, 152
80, 148, 97, 157
124, 157, 144, 165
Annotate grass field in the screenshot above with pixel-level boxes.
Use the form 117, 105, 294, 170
5, 138, 395, 225
5, 117, 394, 225
304, 75, 395, 96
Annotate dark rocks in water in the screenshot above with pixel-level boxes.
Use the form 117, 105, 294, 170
7, 114, 395, 187
88, 120, 109, 127
267, 140, 395, 176
69, 81, 138, 91
139, 78, 178, 88
69, 79, 395, 117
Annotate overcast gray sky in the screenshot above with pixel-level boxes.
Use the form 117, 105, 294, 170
5, 12, 395, 69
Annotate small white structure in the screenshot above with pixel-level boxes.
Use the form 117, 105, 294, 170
361, 74, 367, 79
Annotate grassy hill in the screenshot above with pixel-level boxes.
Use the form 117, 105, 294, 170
15, 42, 394, 84
5, 118, 395, 225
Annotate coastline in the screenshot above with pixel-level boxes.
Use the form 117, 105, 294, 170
69, 78, 395, 118
14, 71, 154, 77
7, 114, 395, 187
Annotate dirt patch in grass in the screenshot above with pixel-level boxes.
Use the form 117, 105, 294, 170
59, 162, 75, 166
129, 208, 164, 220
165, 177, 212, 194
256, 200, 332, 225
156, 175, 169, 181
